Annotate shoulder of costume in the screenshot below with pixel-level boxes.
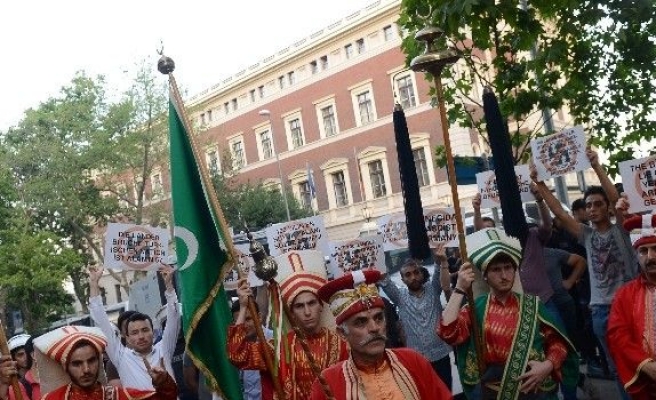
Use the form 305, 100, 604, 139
120, 387, 157, 400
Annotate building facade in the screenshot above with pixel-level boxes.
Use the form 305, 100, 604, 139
184, 0, 487, 240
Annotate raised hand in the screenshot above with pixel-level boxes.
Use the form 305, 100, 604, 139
88, 265, 104, 284
472, 193, 482, 210
0, 356, 17, 385
455, 262, 475, 291
586, 147, 599, 167
159, 266, 175, 291
236, 278, 252, 307
144, 356, 168, 387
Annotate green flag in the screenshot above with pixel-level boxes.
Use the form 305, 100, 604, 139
168, 94, 242, 400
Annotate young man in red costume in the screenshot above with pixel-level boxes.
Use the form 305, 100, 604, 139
311, 269, 452, 400
608, 213, 656, 399
227, 250, 349, 400
0, 326, 177, 400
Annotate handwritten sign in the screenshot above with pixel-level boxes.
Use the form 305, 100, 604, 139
104, 223, 169, 270
328, 235, 385, 278
265, 215, 329, 257
377, 207, 461, 252
222, 243, 264, 291
531, 126, 590, 181
476, 164, 535, 209
619, 155, 656, 213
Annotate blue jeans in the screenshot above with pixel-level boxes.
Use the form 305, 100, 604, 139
591, 304, 630, 400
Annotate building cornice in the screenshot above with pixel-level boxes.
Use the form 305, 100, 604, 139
186, 0, 401, 107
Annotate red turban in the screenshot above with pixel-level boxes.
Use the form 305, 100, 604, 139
623, 213, 656, 249
317, 269, 384, 325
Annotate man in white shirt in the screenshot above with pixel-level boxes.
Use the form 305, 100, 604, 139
88, 265, 180, 390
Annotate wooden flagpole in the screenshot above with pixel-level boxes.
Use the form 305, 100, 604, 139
157, 55, 286, 400
410, 27, 486, 375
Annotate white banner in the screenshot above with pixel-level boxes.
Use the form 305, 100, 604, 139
223, 243, 265, 291
476, 164, 535, 209
328, 235, 386, 278
619, 155, 656, 213
377, 207, 461, 252
531, 126, 590, 181
265, 215, 329, 257
104, 223, 170, 270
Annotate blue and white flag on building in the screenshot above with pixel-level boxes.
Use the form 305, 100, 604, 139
306, 162, 316, 199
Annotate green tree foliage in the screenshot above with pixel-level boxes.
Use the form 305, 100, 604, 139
0, 225, 79, 332
212, 171, 311, 232
93, 60, 169, 226
399, 0, 656, 174
2, 72, 119, 308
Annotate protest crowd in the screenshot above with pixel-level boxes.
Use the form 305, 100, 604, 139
1, 137, 655, 400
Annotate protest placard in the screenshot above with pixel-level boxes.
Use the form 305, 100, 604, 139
476, 164, 535, 209
619, 155, 656, 213
222, 243, 264, 291
328, 235, 385, 278
378, 207, 461, 252
104, 223, 169, 270
265, 215, 329, 257
531, 126, 590, 181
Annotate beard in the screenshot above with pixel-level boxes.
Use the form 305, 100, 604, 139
69, 370, 99, 390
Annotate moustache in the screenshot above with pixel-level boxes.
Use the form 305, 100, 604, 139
358, 334, 388, 346
644, 261, 656, 270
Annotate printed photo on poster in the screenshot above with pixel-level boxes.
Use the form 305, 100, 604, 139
619, 155, 656, 213
223, 243, 264, 290
265, 215, 329, 257
476, 164, 535, 209
104, 223, 170, 270
328, 235, 386, 278
531, 126, 590, 181
377, 207, 462, 252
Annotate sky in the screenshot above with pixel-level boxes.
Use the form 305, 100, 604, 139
0, 0, 378, 131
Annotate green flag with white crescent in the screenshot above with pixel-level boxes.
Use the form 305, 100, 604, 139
168, 92, 243, 400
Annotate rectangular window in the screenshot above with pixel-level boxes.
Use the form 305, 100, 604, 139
200, 113, 206, 125
278, 76, 285, 89
320, 55, 328, 70
321, 105, 337, 137
357, 91, 374, 124
310, 60, 318, 74
369, 160, 387, 198
287, 71, 295, 85
260, 130, 273, 159
356, 38, 365, 54
397, 75, 417, 108
289, 119, 304, 148
344, 44, 354, 59
231, 98, 238, 111
412, 148, 430, 187
249, 89, 256, 102
224, 102, 230, 115
206, 110, 212, 122
231, 140, 244, 169
299, 181, 312, 209
332, 171, 348, 207
100, 287, 107, 305
258, 85, 265, 98
383, 25, 394, 41
115, 284, 123, 303
152, 173, 162, 195
207, 150, 219, 175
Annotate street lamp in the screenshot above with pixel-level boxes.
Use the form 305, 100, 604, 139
259, 109, 291, 222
